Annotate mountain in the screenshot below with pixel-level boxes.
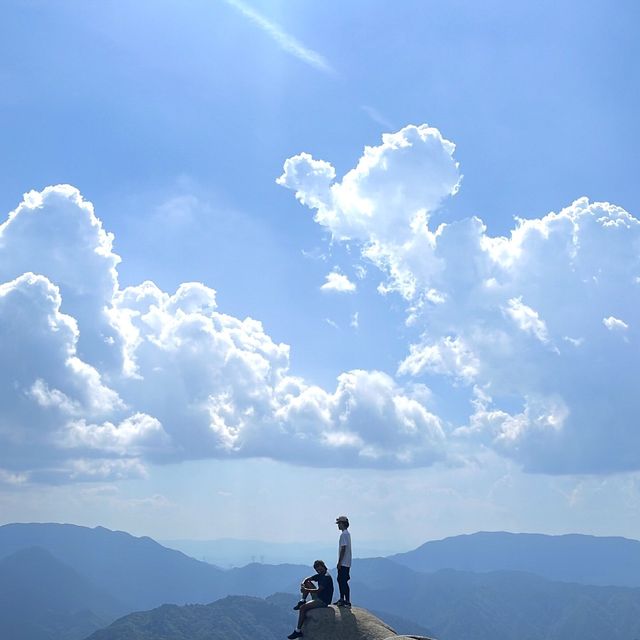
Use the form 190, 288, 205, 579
351, 557, 640, 640
0, 523, 227, 609
389, 531, 640, 586
85, 597, 410, 640
83, 554, 640, 640
85, 595, 293, 640
160, 538, 395, 568
4, 523, 640, 640
0, 546, 125, 640
0, 523, 305, 610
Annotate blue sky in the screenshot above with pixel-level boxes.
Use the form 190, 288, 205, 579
1, 0, 639, 549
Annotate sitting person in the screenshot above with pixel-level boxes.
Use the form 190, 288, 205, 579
288, 560, 334, 639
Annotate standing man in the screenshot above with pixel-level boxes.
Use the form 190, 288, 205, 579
335, 515, 352, 607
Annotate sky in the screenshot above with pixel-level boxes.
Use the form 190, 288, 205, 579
1, 0, 640, 552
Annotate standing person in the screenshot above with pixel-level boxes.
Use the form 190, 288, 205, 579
287, 560, 334, 639
335, 515, 352, 607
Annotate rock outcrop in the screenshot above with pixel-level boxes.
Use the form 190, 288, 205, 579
301, 605, 432, 640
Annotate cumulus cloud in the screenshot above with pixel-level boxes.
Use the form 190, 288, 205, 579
6, 121, 639, 481
0, 186, 124, 373
0, 186, 446, 482
280, 125, 640, 474
321, 271, 356, 293
277, 124, 460, 248
603, 316, 629, 332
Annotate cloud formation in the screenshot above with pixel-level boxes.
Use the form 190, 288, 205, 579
279, 124, 640, 474
4, 122, 639, 482
0, 186, 443, 482
224, 0, 334, 74
321, 271, 356, 293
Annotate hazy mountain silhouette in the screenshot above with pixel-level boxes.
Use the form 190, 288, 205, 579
4, 523, 640, 640
84, 572, 640, 640
388, 531, 640, 586
0, 523, 261, 610
352, 557, 640, 640
0, 546, 125, 640
161, 538, 395, 567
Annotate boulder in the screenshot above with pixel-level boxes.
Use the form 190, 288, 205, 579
301, 605, 410, 640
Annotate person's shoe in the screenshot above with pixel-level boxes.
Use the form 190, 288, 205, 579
287, 631, 303, 639
293, 599, 306, 611
333, 599, 344, 606
344, 601, 352, 607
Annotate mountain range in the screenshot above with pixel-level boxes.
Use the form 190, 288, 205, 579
85, 595, 293, 640
390, 530, 640, 587
0, 546, 125, 640
3, 522, 640, 640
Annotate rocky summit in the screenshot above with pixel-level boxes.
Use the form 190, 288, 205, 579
301, 605, 431, 640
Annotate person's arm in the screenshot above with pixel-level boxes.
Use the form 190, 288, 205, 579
308, 577, 326, 594
300, 575, 320, 594
337, 544, 346, 568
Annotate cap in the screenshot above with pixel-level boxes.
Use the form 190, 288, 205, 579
336, 515, 349, 524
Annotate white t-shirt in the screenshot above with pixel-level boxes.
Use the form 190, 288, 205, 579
338, 530, 352, 567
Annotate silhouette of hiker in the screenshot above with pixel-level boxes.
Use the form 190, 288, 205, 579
288, 560, 334, 639
335, 515, 352, 607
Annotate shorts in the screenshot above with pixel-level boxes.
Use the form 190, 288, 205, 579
338, 565, 351, 581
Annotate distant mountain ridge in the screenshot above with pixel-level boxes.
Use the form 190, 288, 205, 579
0, 523, 307, 611
160, 538, 396, 568
351, 557, 640, 640
84, 575, 640, 640
3, 523, 640, 640
0, 546, 125, 640
389, 531, 640, 586
0, 523, 230, 610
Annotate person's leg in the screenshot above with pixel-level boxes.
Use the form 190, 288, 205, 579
337, 566, 351, 604
296, 599, 326, 631
294, 578, 316, 609
336, 566, 344, 603
342, 566, 350, 604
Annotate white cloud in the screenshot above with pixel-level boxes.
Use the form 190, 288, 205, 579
277, 124, 461, 248
321, 270, 356, 293
603, 316, 629, 331
5, 122, 640, 480
63, 413, 169, 456
504, 296, 550, 344
0, 185, 447, 482
398, 335, 479, 382
0, 185, 125, 373
281, 125, 640, 474
224, 0, 334, 75
273, 370, 445, 467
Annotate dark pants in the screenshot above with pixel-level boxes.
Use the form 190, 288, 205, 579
337, 565, 350, 602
